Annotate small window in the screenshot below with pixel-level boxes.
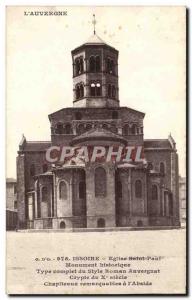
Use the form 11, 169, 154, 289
107, 58, 115, 74
59, 181, 68, 200
169, 194, 173, 216
108, 84, 112, 97
97, 218, 105, 228
137, 220, 143, 227
80, 84, 84, 98
78, 124, 85, 134
55, 123, 64, 134
86, 123, 92, 131
89, 56, 96, 72
60, 221, 66, 229
95, 56, 101, 72
14, 184, 17, 194
30, 164, 35, 177
123, 124, 129, 135
90, 83, 96, 96
79, 181, 86, 199
43, 164, 48, 173
65, 124, 72, 134
110, 124, 118, 133
102, 123, 108, 130
80, 58, 84, 73
135, 180, 142, 198
96, 83, 101, 96
76, 85, 80, 100
152, 185, 158, 200
95, 167, 107, 197
75, 59, 80, 75
14, 201, 17, 209
75, 57, 84, 75
90, 82, 101, 96
131, 124, 137, 135
42, 186, 48, 202
148, 162, 153, 170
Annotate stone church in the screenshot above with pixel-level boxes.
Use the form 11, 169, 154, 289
17, 30, 180, 230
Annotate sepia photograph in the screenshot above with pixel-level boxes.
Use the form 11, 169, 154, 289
6, 6, 186, 294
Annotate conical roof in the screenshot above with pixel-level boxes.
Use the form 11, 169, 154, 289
83, 33, 106, 45
70, 127, 127, 146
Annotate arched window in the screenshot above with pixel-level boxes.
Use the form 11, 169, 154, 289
123, 124, 129, 135
75, 57, 83, 75
110, 124, 118, 133
75, 112, 82, 120
95, 56, 101, 72
60, 221, 66, 229
55, 123, 64, 134
42, 186, 48, 202
135, 180, 142, 198
112, 86, 116, 98
76, 85, 80, 100
65, 124, 72, 134
107, 58, 115, 74
137, 220, 143, 227
112, 111, 118, 119
80, 58, 84, 73
108, 84, 112, 97
102, 123, 108, 130
152, 184, 158, 200
90, 83, 96, 96
80, 84, 84, 98
131, 124, 137, 135
30, 164, 35, 177
79, 181, 86, 199
75, 58, 80, 75
95, 167, 107, 197
77, 123, 85, 134
160, 162, 165, 175
116, 181, 122, 198
43, 164, 48, 173
148, 162, 153, 170
96, 83, 101, 96
86, 123, 92, 131
97, 218, 105, 228
59, 181, 68, 200
89, 56, 96, 72
169, 193, 173, 216
90, 82, 101, 96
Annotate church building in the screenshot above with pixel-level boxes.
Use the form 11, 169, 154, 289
17, 27, 180, 230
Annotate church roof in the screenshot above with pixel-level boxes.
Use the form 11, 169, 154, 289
19, 141, 51, 152
72, 33, 118, 53
83, 33, 106, 45
71, 127, 127, 145
144, 139, 173, 149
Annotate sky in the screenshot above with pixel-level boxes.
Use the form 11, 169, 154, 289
6, 6, 186, 178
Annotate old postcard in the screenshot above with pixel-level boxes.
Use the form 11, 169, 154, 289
6, 6, 186, 294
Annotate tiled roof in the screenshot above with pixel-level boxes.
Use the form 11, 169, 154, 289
21, 141, 51, 152
144, 139, 172, 149
71, 127, 127, 145
84, 33, 106, 45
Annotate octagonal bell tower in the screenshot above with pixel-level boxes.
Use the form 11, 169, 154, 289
71, 17, 119, 108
